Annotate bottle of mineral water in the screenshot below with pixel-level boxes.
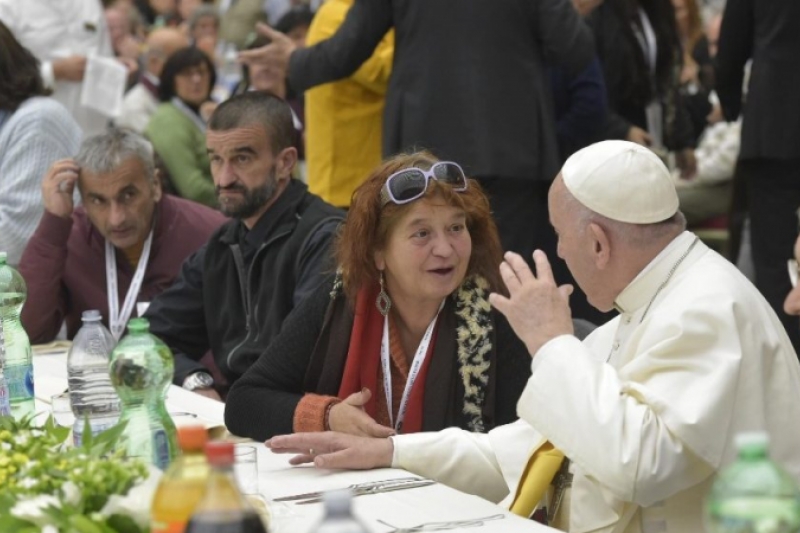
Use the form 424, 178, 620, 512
0, 252, 34, 420
110, 317, 177, 470
68, 310, 119, 446
706, 432, 800, 533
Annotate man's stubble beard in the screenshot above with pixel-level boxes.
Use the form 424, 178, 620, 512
216, 169, 278, 219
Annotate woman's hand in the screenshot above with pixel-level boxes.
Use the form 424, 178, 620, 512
328, 389, 396, 438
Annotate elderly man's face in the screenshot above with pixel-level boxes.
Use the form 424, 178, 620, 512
549, 175, 607, 310
79, 158, 162, 251
784, 235, 800, 316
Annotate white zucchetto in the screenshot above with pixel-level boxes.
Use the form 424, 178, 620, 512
561, 140, 679, 224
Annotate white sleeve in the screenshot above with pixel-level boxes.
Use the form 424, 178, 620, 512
391, 427, 511, 503
520, 335, 717, 507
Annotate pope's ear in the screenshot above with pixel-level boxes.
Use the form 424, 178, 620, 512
588, 222, 611, 270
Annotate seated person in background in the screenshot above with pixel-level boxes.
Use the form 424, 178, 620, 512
186, 4, 219, 58
225, 152, 538, 442
146, 46, 218, 208
0, 21, 82, 266
116, 27, 189, 134
673, 97, 740, 227
19, 127, 226, 343
145, 91, 343, 400
267, 141, 800, 533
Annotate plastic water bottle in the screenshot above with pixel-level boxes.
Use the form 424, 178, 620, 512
0, 252, 34, 420
706, 432, 800, 533
314, 490, 370, 533
0, 314, 11, 417
67, 310, 120, 446
110, 317, 177, 470
215, 40, 241, 99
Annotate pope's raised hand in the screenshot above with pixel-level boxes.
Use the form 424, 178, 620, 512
489, 250, 574, 357
42, 159, 80, 219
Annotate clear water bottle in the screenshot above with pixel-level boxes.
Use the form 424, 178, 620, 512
110, 317, 177, 470
215, 40, 241, 97
0, 316, 11, 417
68, 310, 120, 446
706, 432, 800, 533
0, 252, 34, 420
314, 490, 369, 533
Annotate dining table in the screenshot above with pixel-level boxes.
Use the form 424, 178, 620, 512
30, 344, 553, 533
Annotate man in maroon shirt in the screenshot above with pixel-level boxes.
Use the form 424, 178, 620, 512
19, 127, 226, 343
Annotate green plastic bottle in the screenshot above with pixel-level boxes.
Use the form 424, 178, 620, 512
110, 317, 177, 469
0, 252, 34, 420
706, 432, 800, 533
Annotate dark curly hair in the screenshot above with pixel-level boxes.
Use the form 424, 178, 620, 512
157, 46, 216, 102
0, 21, 50, 112
336, 151, 504, 304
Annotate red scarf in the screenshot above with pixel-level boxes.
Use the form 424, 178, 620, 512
338, 285, 437, 434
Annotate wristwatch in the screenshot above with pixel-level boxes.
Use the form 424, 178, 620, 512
182, 371, 214, 391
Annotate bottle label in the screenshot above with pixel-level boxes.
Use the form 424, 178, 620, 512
73, 420, 117, 447
5, 364, 34, 401
151, 520, 187, 533
153, 429, 171, 470
0, 378, 10, 416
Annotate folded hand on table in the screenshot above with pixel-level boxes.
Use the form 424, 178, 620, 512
328, 388, 395, 438
267, 431, 394, 470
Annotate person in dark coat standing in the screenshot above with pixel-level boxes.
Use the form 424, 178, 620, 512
239, 0, 595, 294
716, 0, 800, 355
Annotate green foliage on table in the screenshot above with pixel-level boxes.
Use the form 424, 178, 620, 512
0, 414, 150, 533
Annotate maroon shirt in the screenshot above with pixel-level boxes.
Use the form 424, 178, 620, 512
19, 194, 226, 343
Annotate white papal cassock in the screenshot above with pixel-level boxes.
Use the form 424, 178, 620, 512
391, 231, 800, 533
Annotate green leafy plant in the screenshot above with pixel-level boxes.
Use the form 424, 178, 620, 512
0, 414, 152, 533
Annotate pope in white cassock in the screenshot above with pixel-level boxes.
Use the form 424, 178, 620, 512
266, 140, 800, 533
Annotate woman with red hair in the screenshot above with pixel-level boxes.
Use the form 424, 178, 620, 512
225, 151, 533, 441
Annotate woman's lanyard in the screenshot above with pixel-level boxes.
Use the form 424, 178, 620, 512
380, 300, 445, 432
105, 229, 154, 340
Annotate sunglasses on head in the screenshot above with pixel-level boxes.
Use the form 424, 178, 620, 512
380, 161, 468, 206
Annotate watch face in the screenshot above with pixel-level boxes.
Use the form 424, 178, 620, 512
186, 373, 213, 390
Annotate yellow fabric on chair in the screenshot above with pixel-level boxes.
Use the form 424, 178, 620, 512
510, 441, 566, 518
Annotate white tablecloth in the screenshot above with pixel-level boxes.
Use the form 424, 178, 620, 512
32, 349, 551, 533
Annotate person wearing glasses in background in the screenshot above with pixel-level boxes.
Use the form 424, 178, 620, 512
225, 152, 585, 442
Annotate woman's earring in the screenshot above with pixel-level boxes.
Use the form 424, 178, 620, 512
376, 271, 392, 316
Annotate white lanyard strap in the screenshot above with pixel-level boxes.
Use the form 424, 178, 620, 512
106, 229, 154, 340
380, 300, 444, 431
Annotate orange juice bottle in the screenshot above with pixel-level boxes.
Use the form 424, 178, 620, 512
151, 425, 210, 533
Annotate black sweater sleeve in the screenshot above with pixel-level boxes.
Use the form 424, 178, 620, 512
492, 311, 534, 427
224, 277, 334, 441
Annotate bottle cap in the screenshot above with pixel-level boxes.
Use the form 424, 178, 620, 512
177, 425, 208, 452
205, 440, 235, 466
323, 489, 354, 517
734, 431, 770, 451
82, 310, 102, 321
127, 317, 150, 333
0, 252, 6, 264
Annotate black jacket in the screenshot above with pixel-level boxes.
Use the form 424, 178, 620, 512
587, 0, 694, 150
716, 0, 800, 160
146, 180, 344, 386
287, 0, 594, 182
